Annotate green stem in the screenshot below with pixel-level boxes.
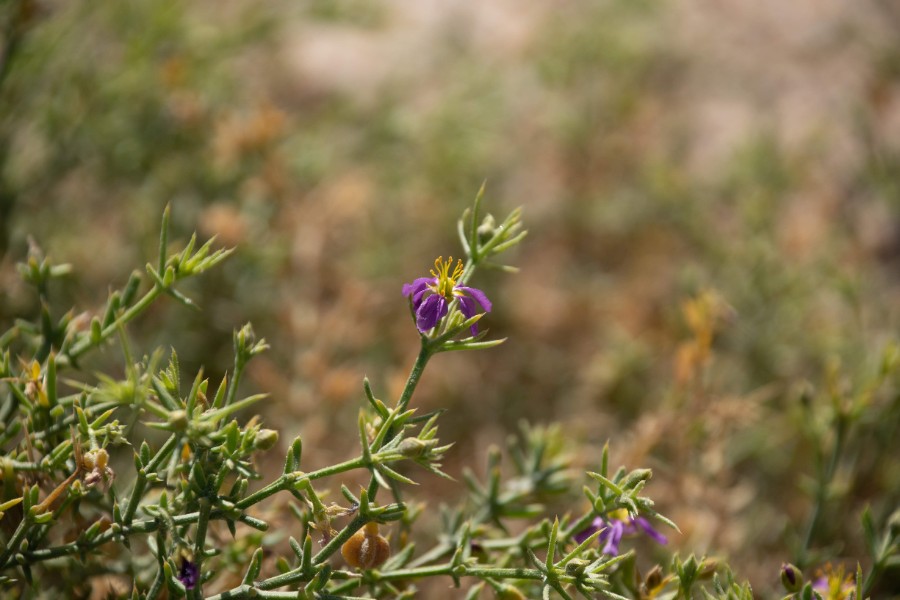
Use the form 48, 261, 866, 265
191, 498, 213, 600
29, 400, 121, 440
377, 564, 456, 579
248, 517, 370, 593
235, 457, 366, 510
863, 562, 881, 598
11, 508, 250, 567
330, 562, 546, 596
5, 460, 42, 471
146, 567, 166, 600
19, 517, 160, 563
364, 464, 382, 504
206, 586, 371, 600
255, 558, 547, 598
396, 343, 431, 413
0, 513, 31, 567
66, 285, 163, 360
366, 343, 432, 501
123, 473, 149, 526
800, 417, 847, 563
124, 434, 179, 525
225, 353, 247, 409
406, 542, 454, 569
312, 515, 367, 566
385, 564, 542, 581
251, 566, 306, 591
147, 526, 168, 600
234, 476, 290, 510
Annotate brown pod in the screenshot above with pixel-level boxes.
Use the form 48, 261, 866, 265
341, 522, 391, 569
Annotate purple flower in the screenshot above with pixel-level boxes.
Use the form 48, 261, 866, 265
573, 511, 668, 556
402, 257, 491, 334
812, 565, 855, 600
178, 557, 199, 590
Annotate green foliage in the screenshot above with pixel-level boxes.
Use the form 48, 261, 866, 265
0, 200, 735, 599
3, 0, 900, 598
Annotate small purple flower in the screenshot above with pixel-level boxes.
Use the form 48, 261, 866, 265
402, 256, 491, 334
573, 511, 667, 556
178, 557, 199, 590
812, 565, 855, 600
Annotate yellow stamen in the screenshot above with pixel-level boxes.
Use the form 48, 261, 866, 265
609, 508, 629, 522
429, 256, 465, 298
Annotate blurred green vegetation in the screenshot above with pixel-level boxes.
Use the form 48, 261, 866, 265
2, 0, 900, 595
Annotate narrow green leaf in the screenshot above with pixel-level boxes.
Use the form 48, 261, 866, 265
213, 373, 228, 409
242, 548, 263, 584
203, 393, 268, 423
378, 464, 417, 485
46, 352, 57, 407
186, 368, 204, 414
158, 205, 170, 275
546, 518, 560, 569
587, 472, 624, 496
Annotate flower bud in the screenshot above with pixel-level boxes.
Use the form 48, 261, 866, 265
621, 468, 653, 489
397, 438, 435, 458
477, 214, 497, 243
168, 410, 188, 430
565, 559, 589, 576
341, 522, 390, 570
237, 323, 255, 348
698, 558, 718, 579
82, 451, 95, 470
781, 563, 803, 593
162, 266, 176, 288
645, 565, 664, 590
254, 429, 279, 451
95, 448, 109, 470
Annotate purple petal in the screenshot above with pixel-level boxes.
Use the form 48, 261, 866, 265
413, 289, 430, 310
416, 294, 447, 332
456, 286, 491, 312
602, 520, 625, 555
573, 517, 605, 545
458, 296, 481, 336
178, 559, 199, 590
402, 278, 432, 300
634, 517, 668, 545
597, 526, 611, 544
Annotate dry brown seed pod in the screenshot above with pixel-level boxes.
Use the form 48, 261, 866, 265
340, 522, 391, 569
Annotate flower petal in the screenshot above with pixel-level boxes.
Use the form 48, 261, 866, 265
634, 517, 668, 545
458, 296, 481, 335
413, 287, 431, 308
402, 278, 432, 299
573, 517, 605, 545
601, 520, 625, 555
178, 559, 199, 590
416, 294, 447, 332
457, 286, 492, 312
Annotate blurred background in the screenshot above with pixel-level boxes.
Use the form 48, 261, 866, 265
2, 0, 900, 594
